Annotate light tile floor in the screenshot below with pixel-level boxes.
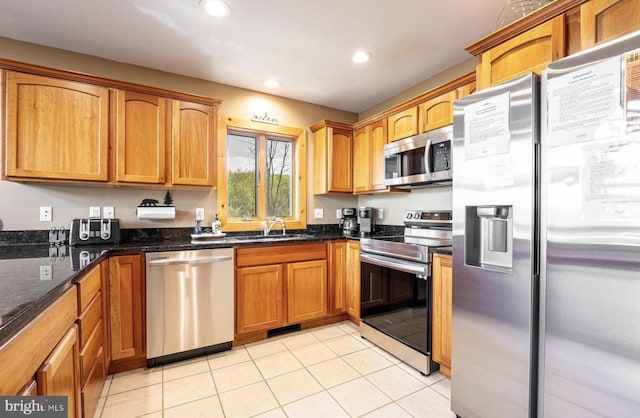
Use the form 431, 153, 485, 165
95, 321, 454, 418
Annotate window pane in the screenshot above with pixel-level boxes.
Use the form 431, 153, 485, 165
266, 138, 292, 217
227, 133, 257, 218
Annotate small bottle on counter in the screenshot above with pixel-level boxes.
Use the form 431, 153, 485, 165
212, 214, 222, 234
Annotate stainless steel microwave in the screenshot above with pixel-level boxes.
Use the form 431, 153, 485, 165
384, 125, 452, 188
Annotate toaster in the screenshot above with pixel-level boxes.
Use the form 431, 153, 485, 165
69, 218, 121, 246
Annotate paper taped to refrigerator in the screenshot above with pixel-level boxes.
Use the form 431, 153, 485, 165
463, 92, 511, 160
547, 57, 623, 147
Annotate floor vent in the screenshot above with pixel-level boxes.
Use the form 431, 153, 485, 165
268, 323, 301, 337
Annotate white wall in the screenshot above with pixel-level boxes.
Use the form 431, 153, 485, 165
358, 187, 452, 225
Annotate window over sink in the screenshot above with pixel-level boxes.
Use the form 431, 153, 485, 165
217, 117, 307, 232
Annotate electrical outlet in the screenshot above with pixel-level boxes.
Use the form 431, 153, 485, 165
196, 208, 205, 221
336, 209, 342, 219
39, 206, 52, 222
89, 206, 101, 218
314, 208, 324, 219
378, 208, 384, 219
103, 206, 115, 219
40, 265, 52, 281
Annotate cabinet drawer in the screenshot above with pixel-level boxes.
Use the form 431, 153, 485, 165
77, 265, 101, 313
78, 292, 101, 350
82, 346, 105, 418
236, 243, 327, 267
80, 319, 103, 386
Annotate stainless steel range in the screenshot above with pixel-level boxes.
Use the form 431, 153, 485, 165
359, 210, 452, 375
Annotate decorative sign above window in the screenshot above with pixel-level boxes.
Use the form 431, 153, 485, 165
251, 112, 279, 125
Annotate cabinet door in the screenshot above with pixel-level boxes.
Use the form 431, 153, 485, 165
346, 240, 361, 322
37, 325, 81, 418
457, 80, 477, 99
116, 90, 168, 184
236, 264, 285, 334
580, 0, 640, 49
327, 127, 353, 192
4, 71, 109, 181
432, 254, 452, 377
100, 260, 111, 374
369, 119, 388, 191
287, 260, 327, 323
109, 254, 145, 361
477, 15, 565, 89
171, 100, 216, 186
418, 90, 457, 133
353, 126, 372, 193
328, 241, 348, 314
388, 107, 418, 142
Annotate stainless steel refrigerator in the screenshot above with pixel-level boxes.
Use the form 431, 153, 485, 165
539, 31, 640, 417
452, 72, 540, 418
451, 30, 640, 418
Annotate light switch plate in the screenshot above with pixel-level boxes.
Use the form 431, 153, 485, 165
196, 208, 205, 221
89, 206, 101, 218
314, 208, 324, 219
336, 209, 342, 219
378, 208, 384, 219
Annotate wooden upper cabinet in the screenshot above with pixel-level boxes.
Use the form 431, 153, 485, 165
476, 14, 566, 89
4, 71, 109, 181
580, 0, 640, 49
388, 107, 418, 141
352, 125, 371, 194
418, 90, 457, 133
116, 90, 169, 184
457, 80, 477, 98
353, 120, 388, 194
312, 120, 353, 194
171, 100, 216, 186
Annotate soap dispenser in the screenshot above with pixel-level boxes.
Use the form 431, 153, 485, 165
194, 219, 202, 235
212, 214, 222, 234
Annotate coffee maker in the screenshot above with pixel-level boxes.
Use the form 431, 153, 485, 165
339, 208, 358, 236
358, 207, 375, 237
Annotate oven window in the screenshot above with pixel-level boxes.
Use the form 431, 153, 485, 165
360, 261, 429, 354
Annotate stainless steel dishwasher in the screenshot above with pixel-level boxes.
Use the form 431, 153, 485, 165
145, 248, 234, 367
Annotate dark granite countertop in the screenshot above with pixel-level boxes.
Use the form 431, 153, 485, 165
0, 225, 396, 346
432, 246, 452, 256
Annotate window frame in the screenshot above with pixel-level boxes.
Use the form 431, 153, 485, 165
217, 117, 307, 232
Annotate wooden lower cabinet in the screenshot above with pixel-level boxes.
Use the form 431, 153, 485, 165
236, 264, 285, 334
109, 254, 145, 371
346, 240, 361, 323
37, 325, 82, 418
235, 243, 330, 337
287, 260, 327, 322
432, 254, 452, 377
328, 241, 348, 314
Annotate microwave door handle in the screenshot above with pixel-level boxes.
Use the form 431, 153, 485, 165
424, 138, 433, 180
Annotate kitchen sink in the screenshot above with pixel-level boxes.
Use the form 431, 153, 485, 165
229, 233, 314, 242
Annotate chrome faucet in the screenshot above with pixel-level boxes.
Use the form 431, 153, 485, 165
264, 217, 286, 236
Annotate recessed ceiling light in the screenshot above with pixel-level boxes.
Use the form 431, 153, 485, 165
200, 0, 231, 18
352, 51, 371, 64
262, 79, 280, 89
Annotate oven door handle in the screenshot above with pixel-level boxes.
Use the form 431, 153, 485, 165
360, 253, 429, 278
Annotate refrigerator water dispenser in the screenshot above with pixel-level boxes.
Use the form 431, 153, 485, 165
465, 205, 513, 271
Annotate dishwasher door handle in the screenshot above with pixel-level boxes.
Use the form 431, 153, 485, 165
147, 255, 233, 266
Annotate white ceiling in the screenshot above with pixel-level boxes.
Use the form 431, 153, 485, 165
0, 0, 510, 113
